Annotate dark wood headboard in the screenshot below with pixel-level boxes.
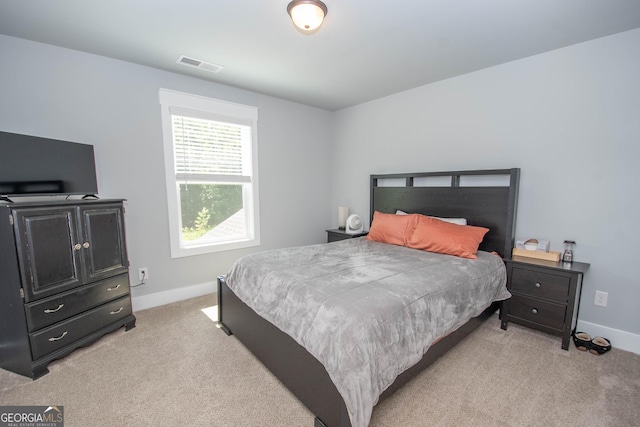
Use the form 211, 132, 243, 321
370, 168, 520, 258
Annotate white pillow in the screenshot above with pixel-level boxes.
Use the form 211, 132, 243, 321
395, 210, 467, 225
432, 216, 467, 225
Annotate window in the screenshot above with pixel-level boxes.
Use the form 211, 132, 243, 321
159, 89, 260, 258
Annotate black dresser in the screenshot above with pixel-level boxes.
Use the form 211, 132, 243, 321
0, 199, 136, 378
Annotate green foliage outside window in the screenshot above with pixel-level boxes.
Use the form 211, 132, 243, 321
180, 184, 243, 240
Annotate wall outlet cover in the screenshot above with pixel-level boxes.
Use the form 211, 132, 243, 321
594, 291, 608, 307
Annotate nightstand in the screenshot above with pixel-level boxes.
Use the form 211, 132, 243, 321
326, 229, 368, 243
500, 256, 590, 350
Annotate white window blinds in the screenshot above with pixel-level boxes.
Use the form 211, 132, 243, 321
170, 112, 252, 183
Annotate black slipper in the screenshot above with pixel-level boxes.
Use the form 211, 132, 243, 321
572, 332, 591, 351
589, 336, 612, 355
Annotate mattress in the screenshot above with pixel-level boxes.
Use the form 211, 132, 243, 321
226, 238, 510, 427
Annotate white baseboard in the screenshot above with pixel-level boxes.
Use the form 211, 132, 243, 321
131, 281, 216, 312
576, 320, 640, 355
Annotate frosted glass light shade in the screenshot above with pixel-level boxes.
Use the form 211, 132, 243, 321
287, 0, 328, 32
338, 206, 349, 229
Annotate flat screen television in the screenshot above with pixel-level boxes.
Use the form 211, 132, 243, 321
0, 131, 98, 199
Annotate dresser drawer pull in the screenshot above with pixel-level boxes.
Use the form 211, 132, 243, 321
44, 304, 65, 314
534, 282, 541, 288
110, 307, 124, 315
107, 284, 121, 291
83, 242, 90, 249
531, 308, 538, 314
74, 243, 82, 251
48, 331, 68, 342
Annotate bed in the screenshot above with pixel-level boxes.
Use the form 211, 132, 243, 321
217, 168, 520, 427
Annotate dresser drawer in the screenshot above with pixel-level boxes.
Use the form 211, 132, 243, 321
29, 296, 132, 360
510, 267, 570, 303
25, 274, 130, 331
507, 294, 566, 331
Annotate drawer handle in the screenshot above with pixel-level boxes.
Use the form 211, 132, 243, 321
83, 242, 90, 249
74, 243, 82, 251
48, 331, 68, 342
531, 308, 538, 314
110, 307, 124, 315
107, 284, 121, 291
534, 282, 541, 288
44, 304, 64, 314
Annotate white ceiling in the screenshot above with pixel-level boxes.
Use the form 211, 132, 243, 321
1, 0, 639, 111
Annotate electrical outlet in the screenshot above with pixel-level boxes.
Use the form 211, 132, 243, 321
138, 267, 149, 283
594, 291, 608, 307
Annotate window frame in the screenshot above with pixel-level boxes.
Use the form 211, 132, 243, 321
159, 88, 260, 258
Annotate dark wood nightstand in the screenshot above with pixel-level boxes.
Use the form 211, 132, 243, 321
326, 228, 368, 243
500, 256, 590, 350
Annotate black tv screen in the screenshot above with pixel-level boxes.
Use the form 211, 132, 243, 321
0, 131, 98, 197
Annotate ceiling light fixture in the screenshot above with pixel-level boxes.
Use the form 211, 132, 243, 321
287, 0, 328, 33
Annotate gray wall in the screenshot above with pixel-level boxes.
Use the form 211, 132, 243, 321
332, 28, 640, 340
1, 27, 638, 348
0, 35, 333, 305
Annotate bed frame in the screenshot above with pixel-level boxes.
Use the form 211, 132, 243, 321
217, 168, 520, 427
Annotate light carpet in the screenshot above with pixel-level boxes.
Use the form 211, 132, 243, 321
1, 295, 638, 426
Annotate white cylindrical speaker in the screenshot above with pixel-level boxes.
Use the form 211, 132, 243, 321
345, 214, 363, 234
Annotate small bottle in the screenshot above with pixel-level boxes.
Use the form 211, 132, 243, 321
562, 240, 575, 263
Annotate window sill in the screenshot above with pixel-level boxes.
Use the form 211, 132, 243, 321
170, 238, 260, 258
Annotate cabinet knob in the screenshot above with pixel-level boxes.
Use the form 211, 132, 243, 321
82, 242, 90, 249
534, 282, 541, 288
74, 243, 82, 251
531, 308, 538, 314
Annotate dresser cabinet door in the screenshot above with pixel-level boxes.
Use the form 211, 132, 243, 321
13, 207, 83, 302
79, 205, 128, 282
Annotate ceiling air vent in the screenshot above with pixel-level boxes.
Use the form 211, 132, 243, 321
176, 55, 224, 73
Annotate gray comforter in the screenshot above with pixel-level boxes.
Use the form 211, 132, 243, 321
226, 238, 510, 427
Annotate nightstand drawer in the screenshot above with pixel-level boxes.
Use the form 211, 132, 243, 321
326, 229, 367, 243
507, 294, 566, 331
510, 267, 570, 302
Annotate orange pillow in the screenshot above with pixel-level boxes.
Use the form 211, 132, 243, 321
366, 211, 419, 246
406, 215, 489, 259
